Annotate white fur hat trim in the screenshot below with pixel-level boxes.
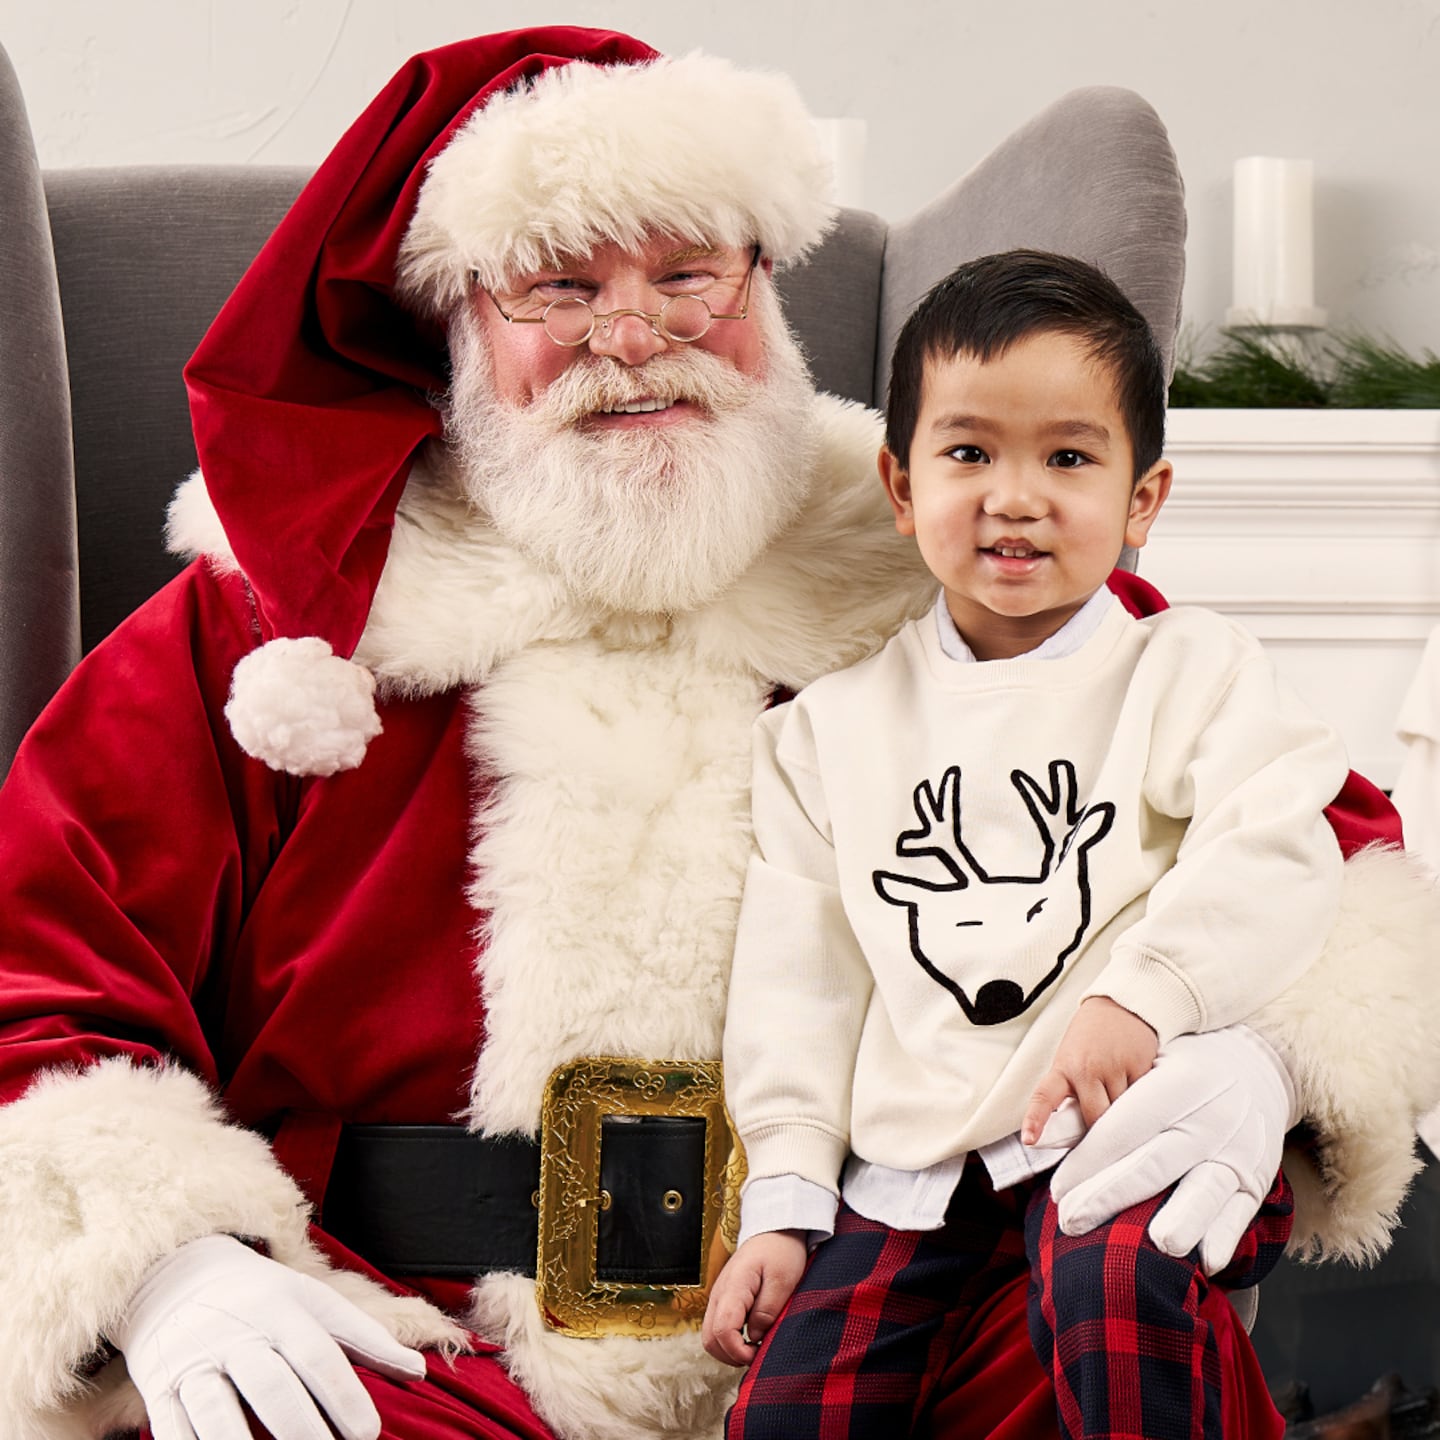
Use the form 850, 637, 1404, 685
397, 51, 836, 312
226, 637, 382, 777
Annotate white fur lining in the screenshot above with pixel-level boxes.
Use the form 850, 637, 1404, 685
164, 469, 237, 575
456, 630, 778, 1438
0, 1059, 463, 1440
397, 51, 835, 311
1251, 844, 1440, 1263
470, 1275, 734, 1440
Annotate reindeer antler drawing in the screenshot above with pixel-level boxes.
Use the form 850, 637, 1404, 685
873, 761, 1114, 1025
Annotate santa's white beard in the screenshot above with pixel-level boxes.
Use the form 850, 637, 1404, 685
444, 293, 819, 614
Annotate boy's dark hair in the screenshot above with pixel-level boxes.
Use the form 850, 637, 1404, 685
884, 249, 1166, 481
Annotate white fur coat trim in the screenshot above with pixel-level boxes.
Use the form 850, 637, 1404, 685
0, 1059, 463, 1440
396, 51, 835, 311
1250, 843, 1440, 1263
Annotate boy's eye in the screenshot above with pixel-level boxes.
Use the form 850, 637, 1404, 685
1050, 449, 1090, 469
947, 444, 989, 465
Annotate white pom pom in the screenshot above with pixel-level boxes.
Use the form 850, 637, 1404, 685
225, 637, 382, 776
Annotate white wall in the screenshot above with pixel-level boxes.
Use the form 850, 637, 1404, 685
5, 0, 1440, 357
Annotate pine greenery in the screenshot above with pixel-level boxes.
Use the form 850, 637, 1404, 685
1170, 329, 1440, 409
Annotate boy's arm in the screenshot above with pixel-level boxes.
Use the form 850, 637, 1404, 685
736, 1173, 838, 1247
1085, 620, 1349, 1042
723, 702, 873, 1194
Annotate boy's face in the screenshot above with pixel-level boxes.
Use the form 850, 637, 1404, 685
879, 330, 1171, 661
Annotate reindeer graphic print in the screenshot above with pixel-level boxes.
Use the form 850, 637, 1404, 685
873, 760, 1115, 1026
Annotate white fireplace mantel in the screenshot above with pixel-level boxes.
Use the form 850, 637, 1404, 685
1141, 409, 1440, 788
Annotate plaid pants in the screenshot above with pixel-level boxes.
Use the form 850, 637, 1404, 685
726, 1159, 1293, 1440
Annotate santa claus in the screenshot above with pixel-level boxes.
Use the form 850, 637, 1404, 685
0, 26, 1435, 1440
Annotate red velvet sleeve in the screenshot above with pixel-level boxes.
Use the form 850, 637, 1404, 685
0, 564, 290, 1104
1107, 567, 1403, 855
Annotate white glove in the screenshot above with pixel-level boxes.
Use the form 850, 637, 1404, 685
113, 1234, 426, 1440
1048, 1025, 1299, 1275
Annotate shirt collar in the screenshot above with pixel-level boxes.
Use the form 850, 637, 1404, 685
933, 586, 1117, 663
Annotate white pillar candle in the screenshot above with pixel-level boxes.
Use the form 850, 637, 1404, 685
1226, 156, 1327, 328
812, 118, 867, 209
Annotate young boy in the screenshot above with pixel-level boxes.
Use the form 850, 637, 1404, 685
703, 250, 1349, 1439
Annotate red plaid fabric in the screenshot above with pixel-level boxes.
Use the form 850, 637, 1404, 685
727, 1162, 1292, 1440
1026, 1169, 1294, 1440
727, 1161, 1034, 1438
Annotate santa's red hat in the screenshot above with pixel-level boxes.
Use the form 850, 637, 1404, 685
183, 27, 835, 777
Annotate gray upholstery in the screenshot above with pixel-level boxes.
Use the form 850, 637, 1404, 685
45, 166, 308, 655
877, 86, 1187, 406
0, 43, 1186, 783
775, 207, 889, 406
0, 43, 78, 775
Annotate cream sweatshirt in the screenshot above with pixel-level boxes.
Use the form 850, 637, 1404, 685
725, 601, 1348, 1190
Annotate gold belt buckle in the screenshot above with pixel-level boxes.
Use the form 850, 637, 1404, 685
535, 1057, 744, 1337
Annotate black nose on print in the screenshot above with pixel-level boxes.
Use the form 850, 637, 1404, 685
971, 979, 1026, 1026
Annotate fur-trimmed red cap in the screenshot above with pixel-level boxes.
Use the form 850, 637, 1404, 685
182, 28, 835, 776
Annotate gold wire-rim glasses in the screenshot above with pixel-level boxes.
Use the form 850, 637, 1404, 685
481, 246, 761, 348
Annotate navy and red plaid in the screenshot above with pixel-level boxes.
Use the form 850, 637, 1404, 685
1025, 1168, 1294, 1440
727, 1160, 1035, 1438
726, 1161, 1292, 1440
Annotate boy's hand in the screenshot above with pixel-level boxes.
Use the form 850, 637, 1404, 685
1022, 996, 1158, 1144
701, 1231, 808, 1367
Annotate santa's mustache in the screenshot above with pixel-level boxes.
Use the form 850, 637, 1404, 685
520, 346, 757, 430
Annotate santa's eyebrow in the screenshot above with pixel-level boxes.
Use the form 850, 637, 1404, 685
656, 244, 726, 268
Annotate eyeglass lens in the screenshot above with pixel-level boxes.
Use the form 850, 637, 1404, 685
542, 294, 714, 346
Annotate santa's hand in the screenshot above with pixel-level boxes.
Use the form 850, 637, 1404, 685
1048, 1026, 1298, 1275
112, 1233, 426, 1440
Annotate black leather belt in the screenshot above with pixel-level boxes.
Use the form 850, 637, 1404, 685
322, 1118, 707, 1283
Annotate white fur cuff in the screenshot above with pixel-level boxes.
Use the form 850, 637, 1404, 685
226, 637, 382, 776
1251, 844, 1440, 1263
0, 1060, 464, 1440
0, 1061, 313, 1434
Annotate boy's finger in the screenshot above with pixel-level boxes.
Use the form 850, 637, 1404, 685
1022, 1071, 1072, 1144
1074, 1077, 1114, 1129
701, 1294, 756, 1367
747, 1278, 796, 1343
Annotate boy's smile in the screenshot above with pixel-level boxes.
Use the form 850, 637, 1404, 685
879, 330, 1171, 661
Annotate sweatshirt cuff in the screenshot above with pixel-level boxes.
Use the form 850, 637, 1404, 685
736, 1118, 849, 1195
1081, 947, 1204, 1044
